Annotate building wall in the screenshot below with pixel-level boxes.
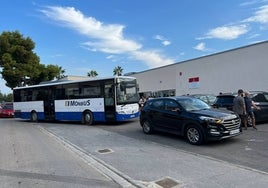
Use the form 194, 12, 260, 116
130, 41, 268, 96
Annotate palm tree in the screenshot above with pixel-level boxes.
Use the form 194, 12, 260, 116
87, 70, 98, 77
113, 66, 123, 76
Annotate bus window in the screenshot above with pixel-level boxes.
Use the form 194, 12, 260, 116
64, 84, 79, 99
80, 82, 101, 98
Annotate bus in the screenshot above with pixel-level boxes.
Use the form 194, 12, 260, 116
13, 76, 140, 124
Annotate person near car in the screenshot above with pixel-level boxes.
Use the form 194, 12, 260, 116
138, 95, 146, 111
244, 91, 260, 130
233, 89, 247, 130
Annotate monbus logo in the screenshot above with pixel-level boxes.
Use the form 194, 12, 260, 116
65, 100, 90, 106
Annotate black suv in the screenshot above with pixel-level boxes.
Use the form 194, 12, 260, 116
212, 94, 235, 111
250, 91, 268, 123
212, 91, 268, 124
140, 96, 241, 145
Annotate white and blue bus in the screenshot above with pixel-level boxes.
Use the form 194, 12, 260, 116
13, 76, 140, 124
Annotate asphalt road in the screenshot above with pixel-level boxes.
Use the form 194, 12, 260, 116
1, 118, 268, 188
98, 118, 268, 173
0, 119, 122, 188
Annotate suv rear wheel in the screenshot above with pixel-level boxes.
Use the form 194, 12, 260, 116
186, 125, 204, 145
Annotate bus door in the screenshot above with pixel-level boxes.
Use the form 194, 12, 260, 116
43, 88, 55, 120
104, 82, 116, 122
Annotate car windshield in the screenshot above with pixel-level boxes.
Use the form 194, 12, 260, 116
177, 98, 210, 111
2, 104, 13, 110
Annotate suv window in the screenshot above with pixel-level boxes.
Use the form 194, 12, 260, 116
165, 99, 179, 111
253, 93, 268, 102
151, 99, 164, 109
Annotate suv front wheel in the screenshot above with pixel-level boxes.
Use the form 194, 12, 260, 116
185, 125, 204, 145
141, 119, 154, 134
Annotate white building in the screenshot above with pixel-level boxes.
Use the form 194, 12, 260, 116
129, 41, 268, 97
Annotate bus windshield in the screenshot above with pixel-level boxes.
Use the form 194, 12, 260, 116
116, 77, 139, 104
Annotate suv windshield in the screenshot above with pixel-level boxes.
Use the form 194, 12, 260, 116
177, 98, 210, 111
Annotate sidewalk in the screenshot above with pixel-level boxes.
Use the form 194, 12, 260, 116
39, 124, 268, 188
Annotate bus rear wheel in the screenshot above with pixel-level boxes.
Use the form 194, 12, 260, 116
82, 111, 94, 125
31, 111, 38, 122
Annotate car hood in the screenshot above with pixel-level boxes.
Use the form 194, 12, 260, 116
190, 108, 237, 119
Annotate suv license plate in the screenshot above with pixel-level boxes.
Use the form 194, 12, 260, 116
230, 129, 239, 135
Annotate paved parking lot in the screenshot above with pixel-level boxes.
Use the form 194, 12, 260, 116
26, 118, 268, 188
2, 118, 268, 187
97, 119, 268, 173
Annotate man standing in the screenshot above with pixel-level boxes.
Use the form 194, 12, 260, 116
244, 91, 260, 130
233, 89, 247, 130
138, 95, 146, 111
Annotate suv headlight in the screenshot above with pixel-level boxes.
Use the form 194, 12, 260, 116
199, 116, 223, 124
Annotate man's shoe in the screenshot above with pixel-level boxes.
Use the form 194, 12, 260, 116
253, 126, 258, 130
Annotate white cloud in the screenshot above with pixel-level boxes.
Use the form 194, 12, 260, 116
132, 50, 174, 68
154, 35, 171, 46
240, 0, 260, 6
154, 35, 165, 41
247, 33, 260, 39
198, 24, 249, 40
162, 40, 171, 46
39, 6, 174, 68
194, 42, 207, 51
106, 55, 115, 59
243, 5, 268, 23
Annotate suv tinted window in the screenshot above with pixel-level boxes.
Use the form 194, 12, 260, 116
151, 99, 164, 109
215, 96, 234, 104
253, 93, 268, 102
165, 99, 179, 111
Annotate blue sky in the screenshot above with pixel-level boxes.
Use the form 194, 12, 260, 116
1, 0, 268, 94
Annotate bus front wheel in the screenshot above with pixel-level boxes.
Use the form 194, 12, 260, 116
31, 111, 38, 122
82, 111, 94, 125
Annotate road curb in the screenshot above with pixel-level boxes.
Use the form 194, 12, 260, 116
36, 125, 147, 188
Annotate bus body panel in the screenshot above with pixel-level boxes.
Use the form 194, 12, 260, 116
116, 103, 140, 121
54, 98, 105, 121
14, 98, 140, 122
54, 112, 105, 122
14, 101, 45, 120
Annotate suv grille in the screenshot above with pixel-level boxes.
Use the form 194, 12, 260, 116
223, 117, 240, 130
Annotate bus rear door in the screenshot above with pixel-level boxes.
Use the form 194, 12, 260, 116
43, 88, 55, 121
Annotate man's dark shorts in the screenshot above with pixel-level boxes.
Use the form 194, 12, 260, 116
247, 111, 255, 119
239, 114, 247, 123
